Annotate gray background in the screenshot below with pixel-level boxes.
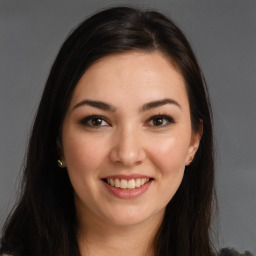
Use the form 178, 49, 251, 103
0, 0, 255, 254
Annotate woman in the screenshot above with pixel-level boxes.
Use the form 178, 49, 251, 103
0, 6, 216, 256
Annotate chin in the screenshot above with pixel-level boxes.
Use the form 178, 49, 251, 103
102, 205, 164, 227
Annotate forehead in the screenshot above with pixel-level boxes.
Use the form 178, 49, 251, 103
69, 51, 189, 110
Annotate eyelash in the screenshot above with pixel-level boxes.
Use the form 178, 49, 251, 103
80, 115, 110, 128
79, 114, 175, 128
147, 115, 175, 127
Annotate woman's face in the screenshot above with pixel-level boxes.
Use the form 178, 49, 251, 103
61, 51, 201, 227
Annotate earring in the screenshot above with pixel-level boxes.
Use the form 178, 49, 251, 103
187, 156, 193, 166
57, 159, 64, 167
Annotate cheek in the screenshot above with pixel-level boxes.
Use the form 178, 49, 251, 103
62, 133, 107, 177
148, 134, 190, 177
148, 136, 190, 204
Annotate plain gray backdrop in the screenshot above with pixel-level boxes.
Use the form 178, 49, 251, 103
0, 0, 255, 254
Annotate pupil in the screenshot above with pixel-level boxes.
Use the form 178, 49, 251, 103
153, 118, 163, 126
92, 118, 102, 126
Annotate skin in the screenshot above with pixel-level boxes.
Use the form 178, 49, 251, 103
60, 51, 201, 256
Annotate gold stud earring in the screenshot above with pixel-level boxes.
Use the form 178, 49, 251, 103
187, 156, 193, 166
57, 159, 64, 167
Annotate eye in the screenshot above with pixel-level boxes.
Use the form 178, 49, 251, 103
80, 115, 110, 127
147, 115, 175, 127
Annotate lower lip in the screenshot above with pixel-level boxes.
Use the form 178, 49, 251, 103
102, 180, 153, 199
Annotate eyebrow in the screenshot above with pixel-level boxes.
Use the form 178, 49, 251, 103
72, 98, 181, 112
72, 99, 116, 112
139, 98, 181, 112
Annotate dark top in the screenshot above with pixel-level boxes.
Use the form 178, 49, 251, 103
219, 248, 254, 256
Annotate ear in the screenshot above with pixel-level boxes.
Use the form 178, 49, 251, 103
56, 137, 66, 167
185, 121, 203, 165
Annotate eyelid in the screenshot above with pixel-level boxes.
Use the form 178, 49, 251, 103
146, 114, 175, 127
79, 115, 111, 127
79, 114, 175, 128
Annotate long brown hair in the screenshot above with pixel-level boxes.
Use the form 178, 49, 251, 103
0, 6, 216, 256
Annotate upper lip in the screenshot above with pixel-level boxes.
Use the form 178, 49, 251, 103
102, 174, 153, 180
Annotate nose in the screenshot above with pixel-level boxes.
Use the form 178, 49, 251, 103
109, 126, 146, 167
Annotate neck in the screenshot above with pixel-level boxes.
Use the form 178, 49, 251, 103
77, 207, 164, 256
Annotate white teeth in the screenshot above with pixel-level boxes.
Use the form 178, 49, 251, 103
135, 178, 141, 187
120, 179, 128, 189
106, 178, 150, 190
110, 178, 115, 186
114, 179, 120, 188
128, 179, 135, 189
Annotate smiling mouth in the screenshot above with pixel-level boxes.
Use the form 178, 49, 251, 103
102, 177, 153, 190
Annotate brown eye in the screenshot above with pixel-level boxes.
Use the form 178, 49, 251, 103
91, 117, 104, 126
153, 117, 164, 126
80, 115, 109, 127
148, 115, 175, 127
